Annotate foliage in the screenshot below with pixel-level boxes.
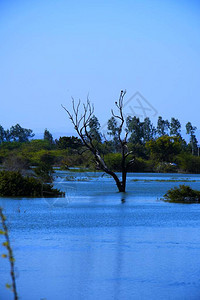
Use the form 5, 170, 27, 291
44, 128, 54, 145
177, 153, 200, 174
163, 184, 200, 203
186, 122, 198, 155
0, 125, 5, 144
156, 116, 169, 136
34, 153, 55, 182
146, 136, 182, 162
155, 162, 178, 173
55, 136, 82, 151
88, 115, 102, 142
128, 157, 154, 172
2, 155, 30, 173
107, 116, 121, 152
170, 117, 181, 137
104, 153, 122, 171
9, 124, 34, 142
0, 171, 64, 197
126, 116, 143, 144
0, 114, 200, 176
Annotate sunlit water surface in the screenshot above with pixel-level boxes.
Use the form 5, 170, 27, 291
1, 172, 200, 299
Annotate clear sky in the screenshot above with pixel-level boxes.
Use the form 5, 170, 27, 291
0, 0, 199, 137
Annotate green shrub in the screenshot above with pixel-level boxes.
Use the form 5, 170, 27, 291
163, 184, 200, 203
128, 157, 154, 172
155, 162, 178, 173
104, 153, 122, 171
0, 171, 64, 197
177, 153, 200, 173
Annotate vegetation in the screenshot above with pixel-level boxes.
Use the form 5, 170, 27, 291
0, 101, 199, 193
0, 171, 64, 197
163, 185, 200, 203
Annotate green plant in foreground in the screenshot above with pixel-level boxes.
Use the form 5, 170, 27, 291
0, 170, 65, 197
163, 184, 200, 203
0, 207, 18, 300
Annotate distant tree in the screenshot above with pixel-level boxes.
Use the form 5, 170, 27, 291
34, 153, 55, 183
0, 125, 5, 144
55, 136, 82, 150
44, 128, 54, 144
9, 124, 34, 142
142, 117, 156, 142
126, 116, 143, 144
169, 118, 181, 137
186, 122, 198, 155
4, 129, 11, 142
88, 115, 102, 142
107, 116, 121, 152
146, 135, 182, 162
156, 116, 169, 137
2, 155, 30, 174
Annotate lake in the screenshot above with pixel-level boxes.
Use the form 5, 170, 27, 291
1, 172, 200, 299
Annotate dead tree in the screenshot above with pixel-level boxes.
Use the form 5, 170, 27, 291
62, 90, 134, 192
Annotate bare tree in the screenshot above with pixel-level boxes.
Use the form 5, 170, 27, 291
62, 90, 134, 192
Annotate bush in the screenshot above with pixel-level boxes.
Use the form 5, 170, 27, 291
155, 162, 178, 173
128, 157, 154, 172
0, 171, 64, 197
163, 184, 200, 203
104, 153, 122, 171
177, 153, 200, 173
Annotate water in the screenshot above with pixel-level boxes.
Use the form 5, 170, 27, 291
1, 172, 200, 299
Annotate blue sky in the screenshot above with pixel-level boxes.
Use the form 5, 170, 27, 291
0, 0, 199, 137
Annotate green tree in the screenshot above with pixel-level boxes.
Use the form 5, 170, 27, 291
107, 116, 120, 152
142, 117, 156, 142
0, 125, 5, 144
34, 153, 55, 183
4, 129, 11, 142
88, 115, 102, 142
126, 116, 143, 144
44, 128, 54, 144
55, 136, 82, 150
9, 124, 34, 142
186, 122, 198, 155
170, 117, 181, 137
156, 116, 169, 137
146, 135, 182, 162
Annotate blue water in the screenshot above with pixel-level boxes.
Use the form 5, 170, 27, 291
1, 172, 200, 299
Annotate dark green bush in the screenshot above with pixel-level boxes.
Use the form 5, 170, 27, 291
163, 184, 200, 203
177, 153, 200, 173
0, 171, 64, 197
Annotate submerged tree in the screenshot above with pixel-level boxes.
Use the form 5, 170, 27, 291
62, 90, 134, 192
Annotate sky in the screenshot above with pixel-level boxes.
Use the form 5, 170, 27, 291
0, 0, 200, 138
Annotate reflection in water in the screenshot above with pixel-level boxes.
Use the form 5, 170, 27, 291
121, 192, 126, 203
114, 205, 126, 300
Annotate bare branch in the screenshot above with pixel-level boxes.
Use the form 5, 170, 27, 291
63, 90, 130, 193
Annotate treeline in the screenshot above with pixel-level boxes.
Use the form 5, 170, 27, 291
0, 115, 199, 174
0, 123, 34, 143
